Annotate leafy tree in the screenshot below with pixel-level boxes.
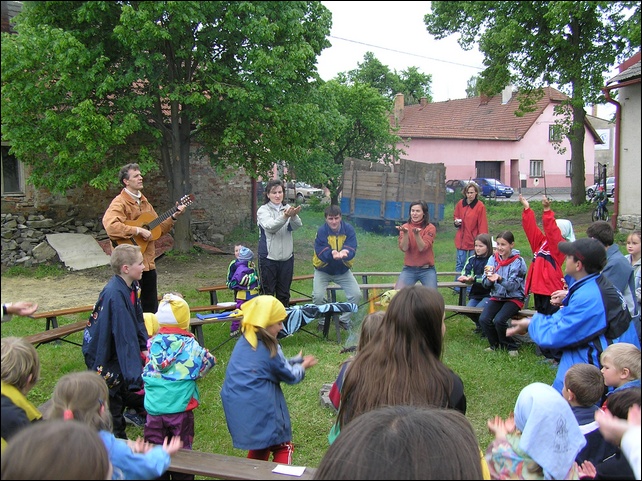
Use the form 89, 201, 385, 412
398, 66, 433, 105
425, 1, 640, 205
299, 80, 403, 204
465, 75, 480, 98
1, 1, 331, 250
341, 52, 432, 105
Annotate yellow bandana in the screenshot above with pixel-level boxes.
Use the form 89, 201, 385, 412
240, 296, 286, 349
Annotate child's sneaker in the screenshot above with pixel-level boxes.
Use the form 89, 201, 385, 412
123, 410, 145, 427
229, 329, 240, 337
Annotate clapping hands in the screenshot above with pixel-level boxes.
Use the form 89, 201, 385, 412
487, 413, 516, 441
284, 205, 301, 218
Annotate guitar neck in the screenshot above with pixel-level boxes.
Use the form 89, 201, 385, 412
148, 206, 178, 231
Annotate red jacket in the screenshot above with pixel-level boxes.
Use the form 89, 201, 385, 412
522, 208, 566, 296
454, 198, 488, 251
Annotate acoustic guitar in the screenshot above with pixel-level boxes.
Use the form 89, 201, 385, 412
113, 194, 195, 254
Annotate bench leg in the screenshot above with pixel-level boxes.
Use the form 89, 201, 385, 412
45, 316, 59, 330
323, 313, 332, 339
209, 292, 219, 306
192, 326, 205, 346
458, 288, 467, 306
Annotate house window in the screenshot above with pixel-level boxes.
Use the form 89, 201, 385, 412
566, 160, 572, 177
549, 125, 562, 142
529, 160, 543, 178
1, 145, 24, 195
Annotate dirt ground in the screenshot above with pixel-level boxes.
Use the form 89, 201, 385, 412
1, 249, 233, 312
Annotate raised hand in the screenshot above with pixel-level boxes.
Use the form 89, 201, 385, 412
519, 194, 529, 210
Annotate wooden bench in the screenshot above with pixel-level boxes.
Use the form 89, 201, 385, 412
169, 448, 316, 480
444, 304, 537, 320
31, 305, 95, 330
25, 303, 237, 349
197, 275, 314, 306
189, 314, 243, 348
25, 320, 88, 348
352, 271, 460, 283
326, 281, 469, 306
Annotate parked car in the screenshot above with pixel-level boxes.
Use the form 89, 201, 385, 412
285, 181, 324, 203
586, 177, 615, 198
472, 178, 514, 198
446, 179, 478, 195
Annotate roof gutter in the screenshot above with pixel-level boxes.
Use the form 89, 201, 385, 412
601, 78, 640, 229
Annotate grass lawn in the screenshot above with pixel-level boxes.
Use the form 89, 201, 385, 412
2, 196, 619, 472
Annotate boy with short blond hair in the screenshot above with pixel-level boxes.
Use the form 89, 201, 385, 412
1, 337, 42, 451
82, 243, 149, 439
601, 342, 641, 395
563, 363, 615, 465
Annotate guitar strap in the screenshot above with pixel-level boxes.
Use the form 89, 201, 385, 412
111, 238, 138, 248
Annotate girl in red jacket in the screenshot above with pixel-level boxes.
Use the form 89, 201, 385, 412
520, 194, 575, 315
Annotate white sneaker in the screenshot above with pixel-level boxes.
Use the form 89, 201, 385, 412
508, 350, 519, 358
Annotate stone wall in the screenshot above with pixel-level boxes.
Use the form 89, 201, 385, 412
1, 211, 107, 267
1, 152, 256, 267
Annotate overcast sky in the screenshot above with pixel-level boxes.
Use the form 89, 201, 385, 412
316, 1, 617, 118
316, 1, 485, 102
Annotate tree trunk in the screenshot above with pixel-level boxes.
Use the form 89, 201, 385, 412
569, 103, 587, 206
160, 120, 194, 253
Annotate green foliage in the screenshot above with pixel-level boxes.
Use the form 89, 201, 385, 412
1, 1, 332, 250
299, 80, 403, 202
424, 1, 641, 206
304, 195, 328, 212
341, 52, 433, 104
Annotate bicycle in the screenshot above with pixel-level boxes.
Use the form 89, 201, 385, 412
591, 190, 609, 222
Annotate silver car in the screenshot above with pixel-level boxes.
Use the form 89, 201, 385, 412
586, 177, 615, 198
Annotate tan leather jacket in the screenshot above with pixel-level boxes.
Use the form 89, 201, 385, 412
102, 189, 174, 271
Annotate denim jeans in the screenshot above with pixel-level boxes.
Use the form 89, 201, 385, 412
396, 266, 438, 290
467, 297, 490, 309
313, 270, 362, 325
479, 300, 521, 350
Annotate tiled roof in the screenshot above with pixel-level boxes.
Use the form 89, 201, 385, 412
607, 61, 641, 85
394, 86, 568, 141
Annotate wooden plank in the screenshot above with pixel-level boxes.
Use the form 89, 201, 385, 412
169, 449, 316, 480
326, 281, 467, 291
189, 315, 243, 346
350, 165, 357, 214
380, 172, 387, 217
31, 304, 94, 330
25, 321, 87, 348
444, 304, 537, 318
31, 305, 94, 319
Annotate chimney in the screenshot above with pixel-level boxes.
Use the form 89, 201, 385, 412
501, 85, 513, 105
394, 93, 405, 124
591, 104, 598, 117
420, 97, 427, 107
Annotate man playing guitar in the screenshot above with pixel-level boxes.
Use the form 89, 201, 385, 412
103, 163, 186, 312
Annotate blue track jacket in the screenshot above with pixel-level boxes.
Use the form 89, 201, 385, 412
528, 273, 640, 392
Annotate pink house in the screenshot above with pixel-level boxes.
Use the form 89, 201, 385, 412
392, 86, 601, 190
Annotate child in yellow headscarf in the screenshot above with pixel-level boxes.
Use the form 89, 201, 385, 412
220, 296, 318, 465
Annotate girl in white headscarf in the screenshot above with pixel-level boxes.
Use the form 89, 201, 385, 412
485, 382, 586, 480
